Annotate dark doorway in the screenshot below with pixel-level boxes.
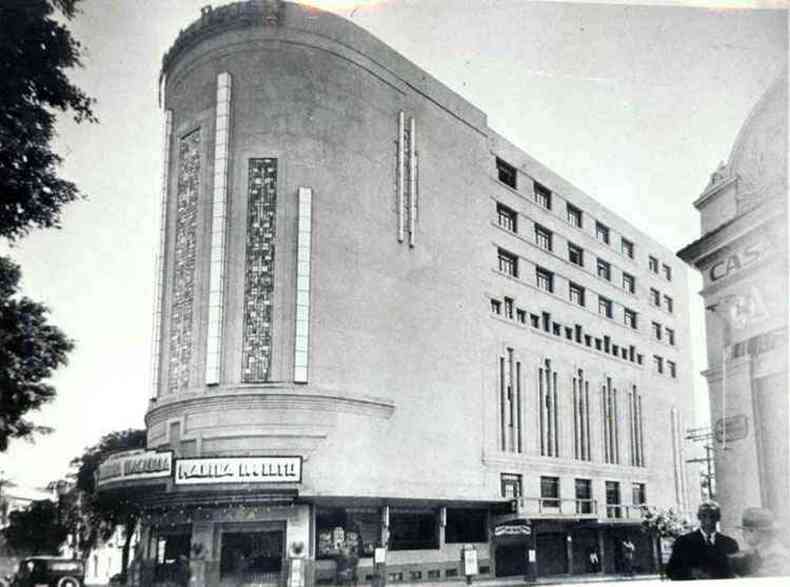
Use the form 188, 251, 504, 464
536, 533, 568, 576
220, 530, 284, 586
494, 543, 527, 577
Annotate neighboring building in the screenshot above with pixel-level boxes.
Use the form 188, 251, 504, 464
97, 2, 696, 585
678, 73, 788, 542
0, 485, 53, 528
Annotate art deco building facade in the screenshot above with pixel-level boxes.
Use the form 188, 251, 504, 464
678, 74, 788, 541
97, 2, 696, 585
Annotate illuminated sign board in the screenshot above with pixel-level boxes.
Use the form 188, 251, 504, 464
175, 456, 302, 485
97, 449, 173, 487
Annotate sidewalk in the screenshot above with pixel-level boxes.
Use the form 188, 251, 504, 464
383, 573, 662, 587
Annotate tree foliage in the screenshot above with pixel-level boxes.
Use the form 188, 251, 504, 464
641, 506, 692, 538
3, 499, 69, 556
0, 0, 94, 451
0, 0, 96, 241
71, 429, 147, 577
0, 256, 74, 451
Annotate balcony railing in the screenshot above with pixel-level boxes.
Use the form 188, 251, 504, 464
605, 503, 647, 520
514, 497, 599, 517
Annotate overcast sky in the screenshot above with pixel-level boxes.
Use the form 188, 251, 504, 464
0, 0, 786, 490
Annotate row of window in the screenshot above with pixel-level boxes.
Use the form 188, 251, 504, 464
651, 321, 676, 345
495, 157, 672, 281
498, 204, 676, 321
490, 298, 647, 366
653, 355, 677, 378
501, 473, 646, 518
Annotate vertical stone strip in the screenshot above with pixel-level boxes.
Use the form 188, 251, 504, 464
397, 112, 405, 243
241, 158, 278, 382
168, 128, 201, 393
205, 72, 232, 385
294, 187, 313, 383
150, 109, 172, 398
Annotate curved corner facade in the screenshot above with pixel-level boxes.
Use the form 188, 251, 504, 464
101, 2, 697, 585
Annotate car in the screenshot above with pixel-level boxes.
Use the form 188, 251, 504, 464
9, 557, 84, 587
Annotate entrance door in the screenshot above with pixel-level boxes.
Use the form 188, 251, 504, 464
494, 544, 527, 577
220, 530, 284, 587
536, 533, 568, 576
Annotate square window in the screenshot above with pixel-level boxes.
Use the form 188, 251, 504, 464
664, 295, 674, 314
621, 347, 628, 359
654, 355, 664, 374
597, 258, 611, 281
621, 238, 634, 259
622, 272, 635, 294
648, 256, 659, 273
535, 224, 553, 251
516, 308, 526, 324
540, 476, 560, 508
497, 203, 517, 232
498, 248, 518, 277
668, 360, 677, 378
534, 182, 552, 209
552, 322, 561, 336
569, 282, 585, 306
491, 299, 501, 314
536, 266, 554, 293
567, 203, 582, 228
652, 321, 662, 340
596, 221, 610, 245
496, 157, 517, 189
624, 308, 638, 329
530, 313, 540, 328
565, 326, 573, 340
584, 335, 592, 347
568, 242, 584, 266
504, 297, 514, 319
598, 296, 613, 318
612, 343, 619, 356
595, 338, 602, 351
501, 473, 522, 498
663, 264, 672, 281
666, 328, 675, 346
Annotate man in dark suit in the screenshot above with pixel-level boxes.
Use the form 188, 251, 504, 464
666, 501, 739, 580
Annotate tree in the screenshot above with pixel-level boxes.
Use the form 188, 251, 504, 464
0, 0, 95, 450
0, 257, 74, 451
3, 499, 69, 556
0, 0, 96, 241
71, 429, 147, 580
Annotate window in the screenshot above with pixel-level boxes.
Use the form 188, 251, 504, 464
595, 338, 602, 351
663, 264, 672, 281
652, 322, 662, 340
552, 322, 561, 336
637, 353, 643, 365
621, 238, 634, 259
569, 282, 585, 306
648, 256, 659, 273
535, 224, 553, 251
650, 288, 660, 307
536, 266, 554, 293
491, 299, 501, 315
654, 355, 664, 374
568, 242, 584, 266
602, 377, 619, 464
534, 182, 552, 209
564, 326, 573, 340
389, 510, 439, 550
540, 476, 560, 509
445, 509, 487, 543
530, 313, 540, 328
501, 473, 522, 497
575, 478, 593, 514
664, 295, 674, 314
498, 248, 518, 277
622, 272, 635, 294
496, 157, 517, 189
567, 203, 582, 228
497, 203, 517, 232
542, 312, 551, 332
632, 483, 646, 507
666, 328, 675, 346
584, 334, 592, 347
628, 385, 645, 467
597, 258, 611, 281
504, 297, 514, 319
624, 308, 637, 329
612, 343, 619, 356
573, 369, 592, 462
595, 221, 610, 244
516, 309, 526, 324
598, 296, 613, 318
668, 360, 676, 378
606, 481, 622, 519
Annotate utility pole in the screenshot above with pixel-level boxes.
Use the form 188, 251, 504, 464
686, 427, 715, 501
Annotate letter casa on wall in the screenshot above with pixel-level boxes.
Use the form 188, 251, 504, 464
707, 240, 765, 284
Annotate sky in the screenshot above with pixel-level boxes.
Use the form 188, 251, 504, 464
0, 0, 786, 490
